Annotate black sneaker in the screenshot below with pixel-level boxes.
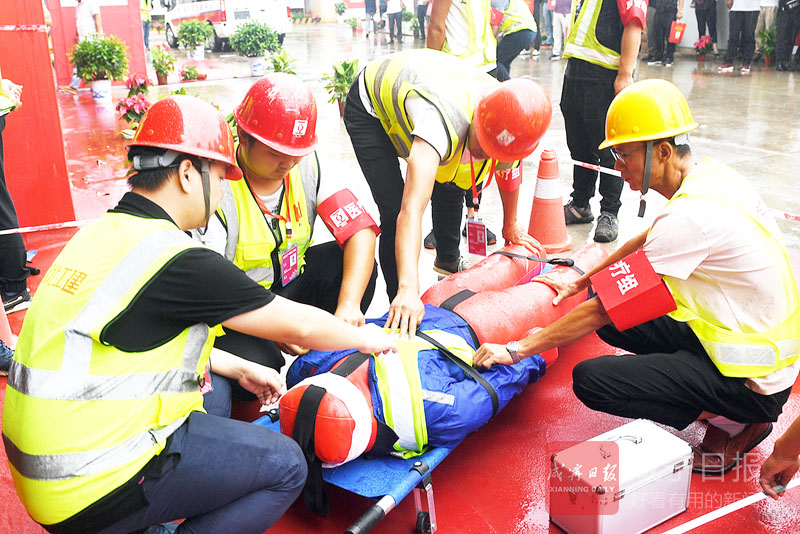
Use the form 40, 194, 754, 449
2, 289, 31, 314
564, 201, 594, 225
433, 256, 472, 277
594, 213, 619, 243
423, 230, 436, 250
461, 225, 497, 245
0, 340, 13, 377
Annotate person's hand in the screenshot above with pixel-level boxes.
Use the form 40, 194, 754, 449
335, 301, 366, 327
1, 79, 22, 109
759, 450, 800, 499
472, 343, 513, 369
502, 221, 543, 254
535, 270, 581, 305
237, 362, 286, 406
384, 288, 425, 338
614, 71, 634, 95
356, 323, 398, 354
276, 342, 309, 356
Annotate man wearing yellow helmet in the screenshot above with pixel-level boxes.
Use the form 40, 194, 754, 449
473, 79, 800, 477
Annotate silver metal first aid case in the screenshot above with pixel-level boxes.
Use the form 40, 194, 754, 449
550, 419, 693, 534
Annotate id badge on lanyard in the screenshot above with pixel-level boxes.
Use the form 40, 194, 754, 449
199, 364, 213, 394
466, 217, 488, 256
281, 244, 299, 285
467, 155, 496, 257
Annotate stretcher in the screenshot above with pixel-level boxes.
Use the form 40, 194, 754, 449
253, 411, 453, 534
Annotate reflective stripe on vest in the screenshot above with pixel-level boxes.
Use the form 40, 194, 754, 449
372, 329, 475, 454
364, 50, 496, 188
564, 0, 620, 68
221, 154, 319, 288
499, 0, 537, 37
660, 159, 800, 378
1, 214, 214, 524
443, 0, 497, 70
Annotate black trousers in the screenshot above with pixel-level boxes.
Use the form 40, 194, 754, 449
572, 313, 792, 430
214, 241, 377, 374
0, 116, 29, 294
724, 10, 760, 65
417, 4, 427, 40
496, 29, 535, 81
651, 4, 678, 61
532, 0, 543, 50
776, 8, 800, 62
343, 80, 465, 299
560, 60, 623, 215
695, 2, 718, 43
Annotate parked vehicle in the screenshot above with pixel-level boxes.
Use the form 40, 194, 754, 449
161, 0, 292, 51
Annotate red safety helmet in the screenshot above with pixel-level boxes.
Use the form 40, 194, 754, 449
129, 95, 242, 180
234, 73, 318, 157
473, 79, 552, 162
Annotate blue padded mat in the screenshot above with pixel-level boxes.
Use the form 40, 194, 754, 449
253, 415, 454, 503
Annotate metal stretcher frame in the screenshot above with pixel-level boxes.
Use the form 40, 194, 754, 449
253, 414, 456, 534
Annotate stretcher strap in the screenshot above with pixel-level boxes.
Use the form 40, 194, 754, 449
415, 330, 499, 417
332, 351, 370, 377
292, 384, 329, 516
439, 290, 476, 312
490, 250, 586, 276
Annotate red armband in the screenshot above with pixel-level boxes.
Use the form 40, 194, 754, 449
490, 7, 504, 26
617, 0, 647, 28
318, 189, 380, 248
495, 167, 522, 192
589, 249, 676, 331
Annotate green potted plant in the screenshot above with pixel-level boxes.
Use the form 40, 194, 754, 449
758, 27, 777, 67
177, 19, 214, 60
229, 21, 280, 77
335, 1, 347, 22
268, 49, 298, 74
322, 58, 358, 117
347, 16, 359, 35
68, 34, 128, 102
151, 43, 177, 85
411, 16, 420, 39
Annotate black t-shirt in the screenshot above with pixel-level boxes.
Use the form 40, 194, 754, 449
101, 192, 274, 351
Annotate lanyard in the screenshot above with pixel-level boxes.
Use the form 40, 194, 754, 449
468, 153, 496, 213
249, 174, 303, 239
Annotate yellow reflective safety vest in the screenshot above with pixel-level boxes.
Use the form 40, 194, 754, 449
141, 0, 153, 22
564, 0, 623, 69
498, 0, 538, 38
372, 330, 475, 455
219, 154, 320, 289
2, 214, 216, 525
363, 50, 497, 190
660, 159, 800, 378
442, 0, 497, 71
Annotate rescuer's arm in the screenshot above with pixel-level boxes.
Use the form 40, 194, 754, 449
224, 295, 397, 354
336, 227, 378, 326
426, 0, 452, 50
210, 349, 286, 405
761, 418, 800, 499
497, 182, 543, 252
473, 296, 611, 368
385, 137, 441, 338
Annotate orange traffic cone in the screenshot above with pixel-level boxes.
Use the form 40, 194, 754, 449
528, 149, 571, 253
0, 303, 13, 348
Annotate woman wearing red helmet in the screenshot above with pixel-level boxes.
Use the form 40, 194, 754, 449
194, 73, 382, 373
344, 49, 552, 338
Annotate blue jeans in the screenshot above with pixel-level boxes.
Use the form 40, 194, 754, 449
93, 376, 307, 534
142, 20, 151, 49
496, 29, 534, 80
388, 12, 402, 41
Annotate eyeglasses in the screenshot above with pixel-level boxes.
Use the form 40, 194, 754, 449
610, 145, 645, 164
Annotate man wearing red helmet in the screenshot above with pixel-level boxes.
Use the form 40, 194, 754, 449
2, 95, 396, 534
344, 49, 551, 338
194, 73, 381, 372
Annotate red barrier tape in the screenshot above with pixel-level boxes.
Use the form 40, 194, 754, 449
0, 25, 48, 32
0, 219, 95, 237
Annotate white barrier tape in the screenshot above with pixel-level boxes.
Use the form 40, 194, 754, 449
0, 25, 48, 32
661, 477, 800, 534
772, 208, 800, 224
534, 176, 562, 200
0, 219, 95, 237
569, 159, 622, 177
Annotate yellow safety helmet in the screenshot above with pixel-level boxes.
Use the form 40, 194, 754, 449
599, 79, 698, 150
